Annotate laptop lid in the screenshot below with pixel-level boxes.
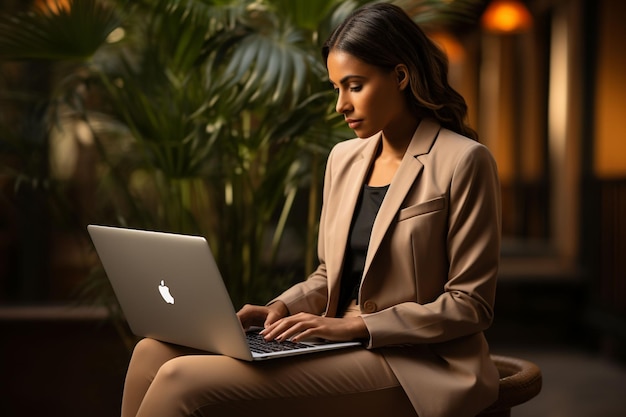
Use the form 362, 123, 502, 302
87, 225, 360, 361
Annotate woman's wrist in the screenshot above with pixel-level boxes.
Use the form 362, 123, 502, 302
268, 300, 289, 318
349, 316, 370, 341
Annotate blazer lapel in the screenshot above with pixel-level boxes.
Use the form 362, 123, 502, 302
325, 134, 381, 315
362, 119, 441, 278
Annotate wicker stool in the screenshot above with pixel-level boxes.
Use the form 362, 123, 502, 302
476, 355, 543, 417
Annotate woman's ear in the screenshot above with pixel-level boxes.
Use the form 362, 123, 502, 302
395, 64, 410, 90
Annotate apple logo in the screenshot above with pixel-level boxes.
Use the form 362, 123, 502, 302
158, 280, 175, 304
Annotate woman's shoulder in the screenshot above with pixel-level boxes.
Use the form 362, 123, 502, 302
435, 127, 484, 151
431, 127, 496, 167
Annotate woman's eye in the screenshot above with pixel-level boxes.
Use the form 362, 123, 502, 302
331, 84, 361, 94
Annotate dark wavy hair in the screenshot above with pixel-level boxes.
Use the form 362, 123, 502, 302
322, 2, 477, 140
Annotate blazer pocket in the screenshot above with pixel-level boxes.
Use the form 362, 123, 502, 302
397, 196, 445, 221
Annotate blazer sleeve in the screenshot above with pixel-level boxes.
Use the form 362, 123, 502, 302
362, 143, 502, 348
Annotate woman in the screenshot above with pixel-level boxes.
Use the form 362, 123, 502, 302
121, 3, 501, 417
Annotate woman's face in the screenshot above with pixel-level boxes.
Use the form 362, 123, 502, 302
327, 50, 409, 138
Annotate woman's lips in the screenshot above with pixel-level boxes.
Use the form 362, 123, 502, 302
346, 119, 362, 129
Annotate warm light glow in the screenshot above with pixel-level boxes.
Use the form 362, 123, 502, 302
481, 0, 533, 34
428, 31, 466, 64
35, 0, 71, 14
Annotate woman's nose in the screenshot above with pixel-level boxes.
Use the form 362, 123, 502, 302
335, 92, 351, 114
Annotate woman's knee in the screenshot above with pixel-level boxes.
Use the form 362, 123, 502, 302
149, 356, 254, 404
154, 356, 187, 383
127, 338, 185, 383
131, 338, 187, 365
145, 356, 210, 411
133, 357, 199, 417
133, 337, 165, 355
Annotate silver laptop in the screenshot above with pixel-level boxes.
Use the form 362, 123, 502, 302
87, 225, 360, 361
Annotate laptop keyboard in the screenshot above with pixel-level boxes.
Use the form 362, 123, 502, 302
246, 331, 315, 354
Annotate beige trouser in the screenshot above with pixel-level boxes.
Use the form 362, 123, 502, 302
121, 337, 418, 417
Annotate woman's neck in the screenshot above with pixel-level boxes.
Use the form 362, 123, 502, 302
366, 116, 421, 187
379, 116, 421, 162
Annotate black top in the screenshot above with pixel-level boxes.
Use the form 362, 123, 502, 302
338, 183, 389, 313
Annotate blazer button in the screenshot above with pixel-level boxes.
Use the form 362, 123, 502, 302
362, 300, 377, 313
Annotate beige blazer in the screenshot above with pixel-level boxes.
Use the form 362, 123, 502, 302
275, 119, 501, 417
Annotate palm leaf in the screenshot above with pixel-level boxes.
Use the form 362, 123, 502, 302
267, 0, 341, 32
0, 0, 121, 61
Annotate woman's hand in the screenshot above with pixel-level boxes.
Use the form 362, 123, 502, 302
260, 313, 369, 343
236, 301, 289, 330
